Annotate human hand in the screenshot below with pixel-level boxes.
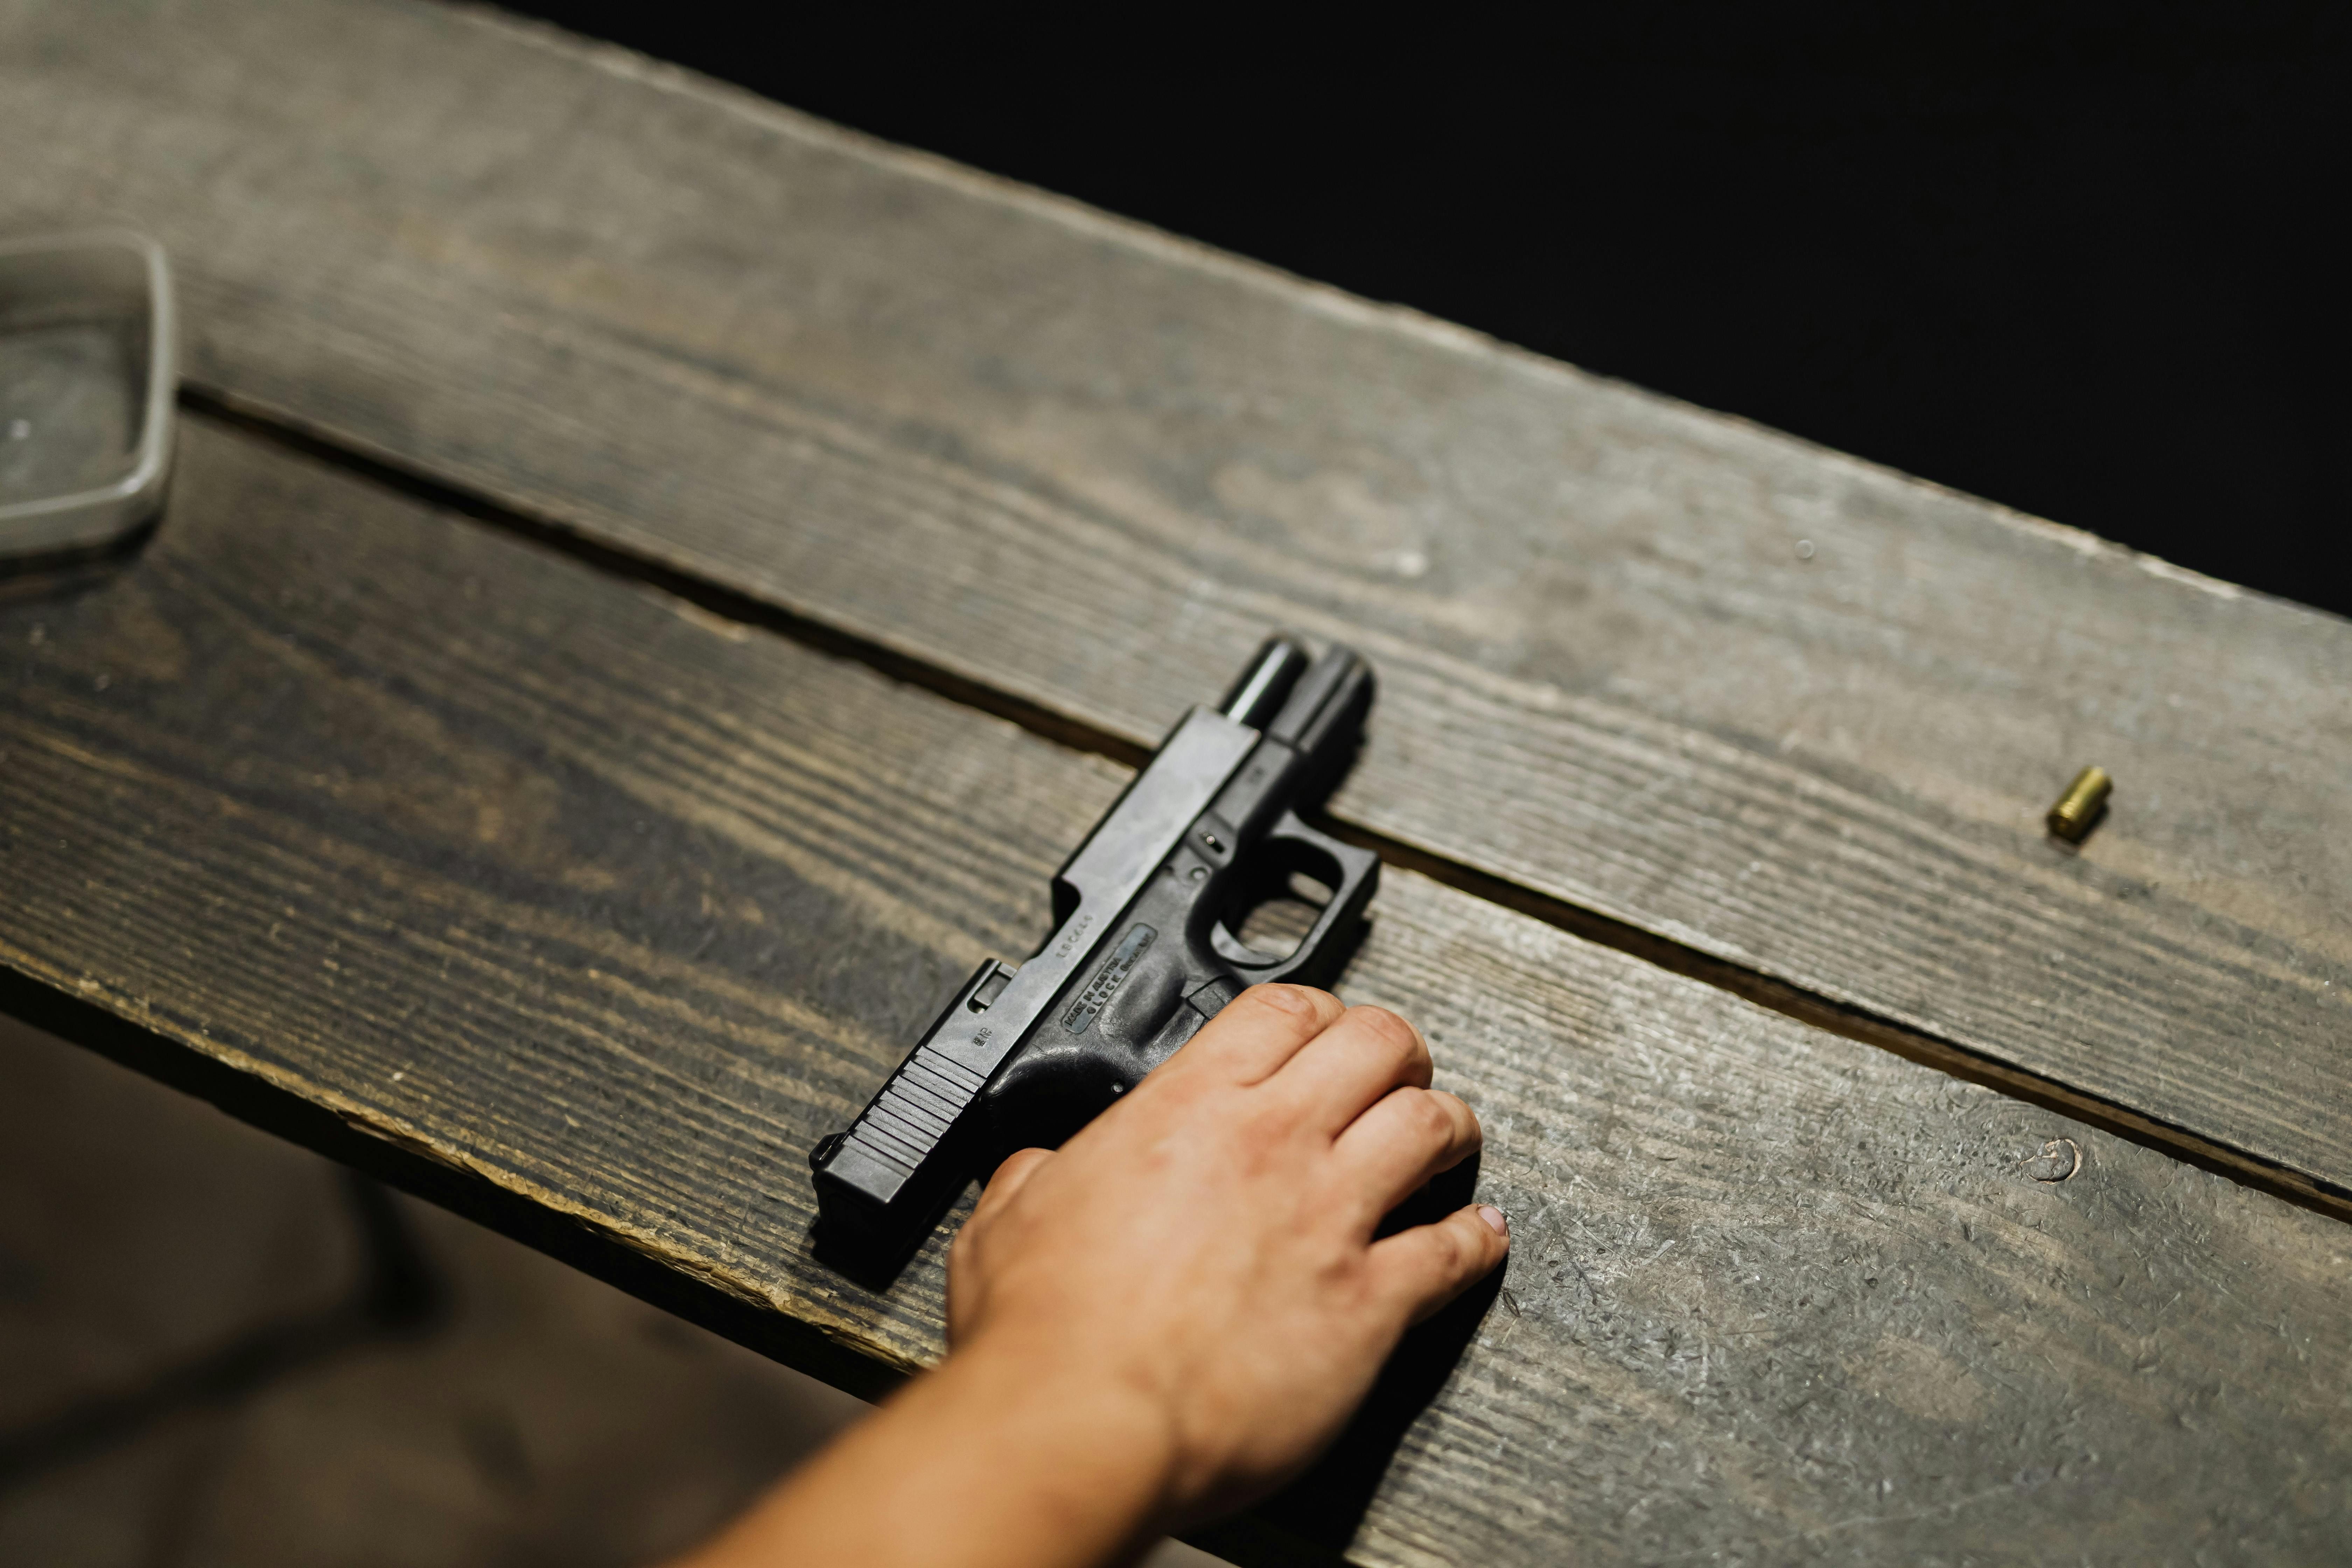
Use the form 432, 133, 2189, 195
945, 983, 1508, 1529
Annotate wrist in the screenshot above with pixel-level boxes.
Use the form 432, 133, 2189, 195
690, 1324, 1185, 1568
939, 1321, 1186, 1531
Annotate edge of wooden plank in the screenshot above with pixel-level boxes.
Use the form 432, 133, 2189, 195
9, 0, 2346, 1201
1361, 831, 2352, 1223
455, 1, 2324, 631
0, 964, 917, 1406
8, 413, 2352, 1563
185, 388, 2352, 1235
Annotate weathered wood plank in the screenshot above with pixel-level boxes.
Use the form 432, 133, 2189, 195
4, 0, 2345, 1198
5, 418, 2348, 1563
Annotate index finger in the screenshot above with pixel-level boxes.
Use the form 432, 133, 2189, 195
1170, 983, 1346, 1085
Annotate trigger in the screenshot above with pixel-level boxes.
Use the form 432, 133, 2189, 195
1187, 975, 1241, 1019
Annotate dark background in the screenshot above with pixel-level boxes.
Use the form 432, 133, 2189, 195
478, 2, 2347, 618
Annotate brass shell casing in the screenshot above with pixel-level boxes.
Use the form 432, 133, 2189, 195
2046, 766, 2112, 843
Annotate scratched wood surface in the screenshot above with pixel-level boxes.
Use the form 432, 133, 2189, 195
2, 0, 2345, 1202
4, 419, 2347, 1565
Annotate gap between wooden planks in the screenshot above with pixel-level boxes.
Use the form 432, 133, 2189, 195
2, 0, 2347, 1206
3, 415, 2351, 1565
187, 388, 2352, 1233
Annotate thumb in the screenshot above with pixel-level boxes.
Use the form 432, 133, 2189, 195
971, 1146, 1054, 1227
948, 1148, 1057, 1348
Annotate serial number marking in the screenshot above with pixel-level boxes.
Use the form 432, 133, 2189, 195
1062, 923, 1156, 1036
1051, 911, 1096, 962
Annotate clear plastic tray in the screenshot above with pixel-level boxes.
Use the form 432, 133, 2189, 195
0, 230, 176, 559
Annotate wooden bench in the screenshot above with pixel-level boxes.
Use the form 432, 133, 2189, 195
4, 2, 2348, 1561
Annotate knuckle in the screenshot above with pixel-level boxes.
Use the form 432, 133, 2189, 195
1240, 1097, 1306, 1149
1430, 1090, 1482, 1146
1245, 983, 1331, 1018
1428, 1223, 1471, 1276
1399, 1088, 1455, 1144
1350, 1005, 1428, 1063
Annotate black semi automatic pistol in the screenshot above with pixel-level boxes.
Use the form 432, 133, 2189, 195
811, 636, 1380, 1266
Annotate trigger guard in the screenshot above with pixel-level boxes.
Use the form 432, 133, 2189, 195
1210, 811, 1379, 985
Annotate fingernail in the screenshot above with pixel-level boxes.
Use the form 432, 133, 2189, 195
1477, 1204, 1509, 1237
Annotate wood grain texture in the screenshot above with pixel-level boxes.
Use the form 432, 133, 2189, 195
4, 0, 2346, 1198
5, 418, 2350, 1564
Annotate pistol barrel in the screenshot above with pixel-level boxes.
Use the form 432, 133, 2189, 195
1219, 636, 1310, 729
1267, 643, 1374, 781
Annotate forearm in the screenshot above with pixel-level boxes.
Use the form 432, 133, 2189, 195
675, 1334, 1176, 1568
673, 989, 1506, 1565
